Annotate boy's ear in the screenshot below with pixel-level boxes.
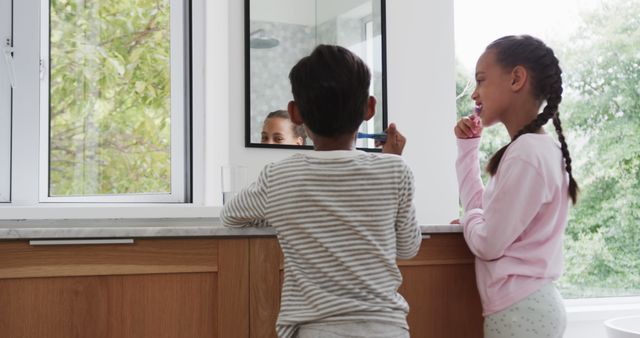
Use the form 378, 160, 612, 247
364, 96, 376, 121
510, 66, 528, 92
287, 101, 304, 125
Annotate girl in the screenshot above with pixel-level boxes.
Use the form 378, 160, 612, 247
261, 110, 307, 145
454, 35, 578, 338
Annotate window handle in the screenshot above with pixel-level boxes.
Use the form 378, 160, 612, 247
39, 58, 46, 80
2, 38, 15, 88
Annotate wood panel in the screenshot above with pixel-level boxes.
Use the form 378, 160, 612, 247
248, 235, 483, 338
398, 234, 483, 338
399, 264, 483, 338
249, 238, 282, 338
0, 273, 217, 338
0, 239, 219, 279
218, 239, 250, 338
398, 233, 475, 266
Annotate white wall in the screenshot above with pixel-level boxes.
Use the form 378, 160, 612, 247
205, 0, 459, 224
251, 0, 375, 26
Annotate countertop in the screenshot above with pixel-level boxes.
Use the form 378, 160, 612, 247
0, 218, 462, 239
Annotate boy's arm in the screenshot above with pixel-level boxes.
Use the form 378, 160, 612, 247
220, 166, 270, 228
456, 138, 485, 211
395, 164, 422, 259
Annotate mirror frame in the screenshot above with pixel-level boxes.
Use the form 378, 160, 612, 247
244, 0, 388, 150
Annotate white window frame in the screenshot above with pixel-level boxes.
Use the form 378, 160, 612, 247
37, 0, 190, 203
0, 0, 12, 202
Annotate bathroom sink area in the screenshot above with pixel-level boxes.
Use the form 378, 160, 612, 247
605, 316, 640, 338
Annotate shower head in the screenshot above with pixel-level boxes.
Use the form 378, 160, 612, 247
250, 37, 280, 49
249, 29, 280, 49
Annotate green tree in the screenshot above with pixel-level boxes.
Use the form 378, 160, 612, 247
49, 0, 171, 196
557, 0, 640, 297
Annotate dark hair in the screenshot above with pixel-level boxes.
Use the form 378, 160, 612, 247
485, 35, 579, 204
288, 45, 371, 137
265, 110, 307, 144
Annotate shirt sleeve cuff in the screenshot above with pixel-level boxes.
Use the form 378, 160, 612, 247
456, 137, 481, 151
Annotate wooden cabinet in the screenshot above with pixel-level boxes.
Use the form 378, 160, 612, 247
398, 234, 483, 338
248, 234, 483, 338
0, 234, 482, 338
0, 239, 249, 338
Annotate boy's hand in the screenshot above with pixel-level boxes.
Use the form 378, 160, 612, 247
454, 115, 482, 139
380, 123, 406, 155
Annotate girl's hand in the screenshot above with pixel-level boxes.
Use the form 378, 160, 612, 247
380, 123, 406, 155
454, 115, 482, 139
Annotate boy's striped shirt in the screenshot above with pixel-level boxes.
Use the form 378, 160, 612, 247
221, 150, 421, 338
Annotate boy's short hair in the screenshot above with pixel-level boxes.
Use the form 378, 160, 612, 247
289, 45, 371, 137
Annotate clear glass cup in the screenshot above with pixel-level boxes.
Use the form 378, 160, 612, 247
221, 165, 248, 205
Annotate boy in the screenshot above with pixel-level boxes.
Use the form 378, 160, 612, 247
221, 45, 421, 338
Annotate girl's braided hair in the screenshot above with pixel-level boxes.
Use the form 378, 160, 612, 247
485, 35, 578, 204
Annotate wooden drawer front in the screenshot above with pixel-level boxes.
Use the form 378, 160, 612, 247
0, 273, 217, 338
399, 233, 474, 266
0, 239, 219, 279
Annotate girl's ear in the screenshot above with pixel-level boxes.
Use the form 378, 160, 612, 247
364, 96, 377, 121
510, 66, 528, 92
287, 101, 304, 125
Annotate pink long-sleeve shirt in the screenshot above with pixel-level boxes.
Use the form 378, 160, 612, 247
456, 134, 569, 315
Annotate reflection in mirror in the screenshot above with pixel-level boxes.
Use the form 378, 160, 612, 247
261, 110, 307, 145
246, 0, 386, 149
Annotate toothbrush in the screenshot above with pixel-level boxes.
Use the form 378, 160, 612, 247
470, 106, 482, 136
472, 105, 481, 118
357, 132, 387, 142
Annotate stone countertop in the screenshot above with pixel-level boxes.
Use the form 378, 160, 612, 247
0, 218, 462, 239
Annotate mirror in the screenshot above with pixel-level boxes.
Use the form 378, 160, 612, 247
245, 0, 387, 150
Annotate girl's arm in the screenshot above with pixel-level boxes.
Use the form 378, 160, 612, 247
220, 166, 270, 228
395, 164, 422, 259
462, 157, 548, 260
456, 138, 485, 211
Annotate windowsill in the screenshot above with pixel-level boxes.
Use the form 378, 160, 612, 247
565, 296, 640, 322
0, 204, 222, 220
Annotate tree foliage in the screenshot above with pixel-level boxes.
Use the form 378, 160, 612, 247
49, 0, 171, 196
558, 0, 640, 297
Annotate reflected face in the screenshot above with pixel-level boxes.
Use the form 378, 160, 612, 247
471, 49, 513, 127
261, 117, 304, 145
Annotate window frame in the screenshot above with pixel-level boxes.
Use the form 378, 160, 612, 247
37, 0, 191, 203
0, 0, 12, 202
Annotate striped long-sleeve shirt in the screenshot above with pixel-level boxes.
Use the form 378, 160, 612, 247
220, 150, 422, 338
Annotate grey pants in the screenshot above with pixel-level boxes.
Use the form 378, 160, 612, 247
297, 321, 410, 338
484, 283, 567, 338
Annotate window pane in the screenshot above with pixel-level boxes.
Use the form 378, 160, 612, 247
0, 0, 11, 202
49, 0, 172, 196
454, 0, 640, 298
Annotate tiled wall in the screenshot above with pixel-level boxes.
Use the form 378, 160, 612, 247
249, 21, 314, 143
248, 13, 384, 143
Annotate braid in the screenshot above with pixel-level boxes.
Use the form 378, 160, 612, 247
552, 112, 579, 204
484, 35, 579, 204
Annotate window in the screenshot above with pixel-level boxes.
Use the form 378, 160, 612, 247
3, 0, 191, 204
455, 0, 640, 298
41, 0, 190, 202
0, 0, 11, 202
